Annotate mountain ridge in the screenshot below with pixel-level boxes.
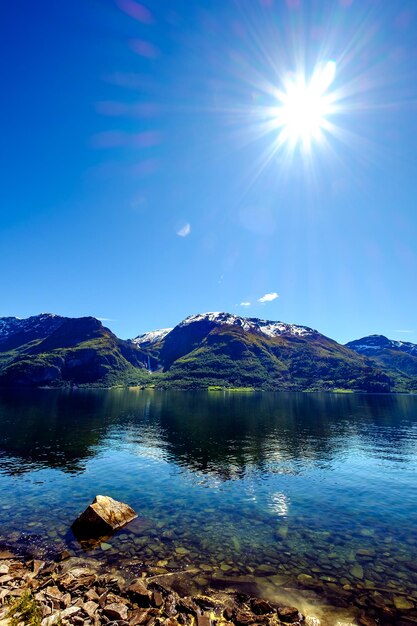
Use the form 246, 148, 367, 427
0, 313, 155, 387
152, 312, 391, 392
346, 334, 417, 357
132, 312, 320, 350
346, 334, 417, 389
0, 312, 415, 392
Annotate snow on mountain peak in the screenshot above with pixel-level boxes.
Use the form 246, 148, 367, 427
0, 313, 64, 342
347, 334, 417, 356
133, 328, 173, 347
180, 312, 254, 330
179, 312, 317, 338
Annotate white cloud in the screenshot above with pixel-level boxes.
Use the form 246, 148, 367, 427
258, 292, 279, 303
240, 302, 251, 307
394, 329, 414, 334
177, 223, 191, 237
97, 317, 117, 322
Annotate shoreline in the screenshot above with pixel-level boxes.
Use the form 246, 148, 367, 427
0, 546, 412, 626
2, 385, 416, 395
0, 549, 314, 626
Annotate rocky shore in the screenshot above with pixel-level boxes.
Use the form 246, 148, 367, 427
0, 550, 313, 626
2, 547, 417, 626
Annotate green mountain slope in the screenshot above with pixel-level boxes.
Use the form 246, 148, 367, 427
0, 314, 154, 387
1, 312, 415, 392
154, 314, 392, 392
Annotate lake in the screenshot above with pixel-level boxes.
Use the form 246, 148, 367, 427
1, 389, 417, 623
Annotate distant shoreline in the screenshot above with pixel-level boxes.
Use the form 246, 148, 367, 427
1, 384, 415, 396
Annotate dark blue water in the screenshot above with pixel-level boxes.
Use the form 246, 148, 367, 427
1, 389, 417, 620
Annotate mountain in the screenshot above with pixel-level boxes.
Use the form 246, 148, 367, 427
150, 312, 392, 392
1, 312, 415, 392
346, 334, 417, 391
0, 314, 155, 387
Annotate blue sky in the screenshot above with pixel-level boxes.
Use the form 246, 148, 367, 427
1, 0, 416, 343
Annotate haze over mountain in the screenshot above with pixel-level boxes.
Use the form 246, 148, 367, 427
1, 312, 416, 392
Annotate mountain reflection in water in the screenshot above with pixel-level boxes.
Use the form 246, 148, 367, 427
0, 388, 416, 478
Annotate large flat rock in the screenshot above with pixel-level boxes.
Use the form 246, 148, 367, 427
71, 495, 137, 538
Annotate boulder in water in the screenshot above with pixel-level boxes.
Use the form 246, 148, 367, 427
71, 495, 137, 538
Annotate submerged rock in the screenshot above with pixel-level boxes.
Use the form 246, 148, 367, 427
71, 495, 137, 538
250, 597, 274, 614
393, 595, 414, 610
277, 605, 302, 623
350, 564, 364, 580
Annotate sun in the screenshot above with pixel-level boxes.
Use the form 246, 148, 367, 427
274, 61, 337, 151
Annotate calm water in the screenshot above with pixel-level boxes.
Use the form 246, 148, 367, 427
1, 389, 417, 621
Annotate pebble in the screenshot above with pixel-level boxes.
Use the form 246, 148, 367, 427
200, 564, 213, 572
350, 565, 364, 579
393, 595, 414, 610
297, 573, 313, 582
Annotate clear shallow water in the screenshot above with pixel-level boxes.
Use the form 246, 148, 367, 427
1, 389, 417, 621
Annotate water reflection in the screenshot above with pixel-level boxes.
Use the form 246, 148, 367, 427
0, 389, 416, 479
